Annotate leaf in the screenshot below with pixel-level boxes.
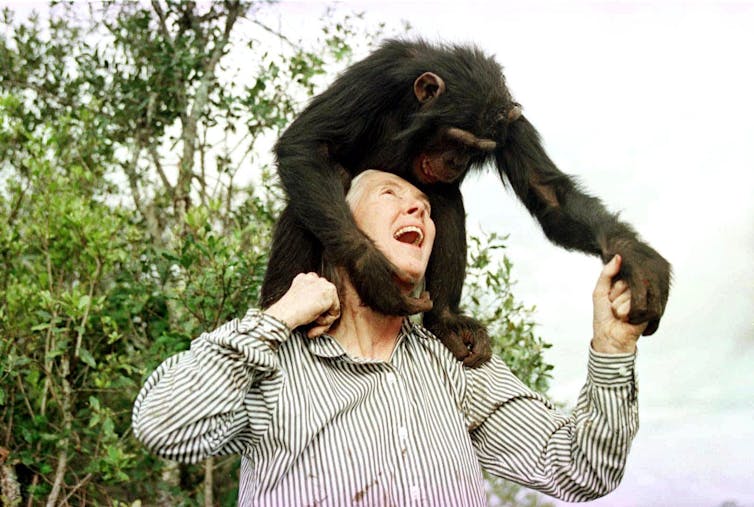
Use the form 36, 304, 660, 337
77, 294, 91, 311
88, 396, 101, 411
103, 416, 115, 436
78, 347, 97, 368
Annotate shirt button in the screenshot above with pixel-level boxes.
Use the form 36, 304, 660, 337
617, 366, 629, 376
386, 372, 397, 385
398, 427, 408, 440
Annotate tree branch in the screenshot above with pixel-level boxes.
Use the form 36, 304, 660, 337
249, 19, 298, 49
150, 0, 174, 47
176, 0, 243, 215
60, 473, 92, 505
121, 147, 146, 217
73, 255, 101, 363
143, 91, 174, 195
203, 458, 214, 507
148, 143, 173, 193
122, 145, 163, 240
45, 355, 72, 507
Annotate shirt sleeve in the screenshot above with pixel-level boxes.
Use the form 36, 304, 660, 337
131, 309, 290, 463
464, 347, 638, 502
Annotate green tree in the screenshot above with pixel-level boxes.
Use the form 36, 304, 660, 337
0, 2, 552, 505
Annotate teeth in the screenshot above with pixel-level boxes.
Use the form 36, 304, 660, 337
394, 226, 424, 246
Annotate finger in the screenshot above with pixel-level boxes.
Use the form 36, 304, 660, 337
595, 255, 622, 298
307, 323, 332, 339
623, 318, 649, 337
609, 280, 629, 302
324, 305, 340, 320
463, 352, 483, 368
314, 280, 339, 312
405, 292, 433, 314
612, 290, 631, 311
464, 339, 492, 368
442, 335, 470, 362
296, 272, 318, 284
327, 291, 341, 317
634, 320, 650, 336
315, 313, 339, 328
612, 292, 632, 319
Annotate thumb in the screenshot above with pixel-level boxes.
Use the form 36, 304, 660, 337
595, 255, 621, 295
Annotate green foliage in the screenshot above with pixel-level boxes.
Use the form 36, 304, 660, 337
1, 117, 151, 503
486, 479, 556, 507
0, 1, 361, 504
0, 2, 553, 505
463, 232, 553, 393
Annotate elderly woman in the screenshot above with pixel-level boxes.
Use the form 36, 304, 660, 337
133, 170, 646, 506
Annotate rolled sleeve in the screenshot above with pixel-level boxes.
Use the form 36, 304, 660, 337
132, 310, 289, 463
466, 347, 639, 501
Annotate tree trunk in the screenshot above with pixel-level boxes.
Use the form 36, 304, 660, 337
204, 457, 214, 507
174, 0, 242, 219
1, 461, 22, 507
46, 357, 72, 507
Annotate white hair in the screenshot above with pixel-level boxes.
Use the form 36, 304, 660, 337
345, 169, 381, 209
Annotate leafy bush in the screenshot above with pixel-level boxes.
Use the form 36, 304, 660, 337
0, 3, 552, 505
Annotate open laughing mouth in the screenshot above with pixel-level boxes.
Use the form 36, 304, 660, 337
393, 225, 424, 247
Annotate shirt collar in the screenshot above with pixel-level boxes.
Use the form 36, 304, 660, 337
304, 318, 420, 360
305, 333, 347, 358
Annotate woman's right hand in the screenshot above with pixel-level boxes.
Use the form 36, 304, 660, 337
264, 273, 341, 338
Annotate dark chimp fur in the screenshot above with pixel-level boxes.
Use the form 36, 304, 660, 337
260, 39, 671, 366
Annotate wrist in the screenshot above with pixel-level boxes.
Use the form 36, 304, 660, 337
262, 304, 298, 331
237, 309, 293, 347
591, 335, 637, 354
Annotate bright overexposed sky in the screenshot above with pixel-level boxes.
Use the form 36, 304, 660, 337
263, 2, 754, 506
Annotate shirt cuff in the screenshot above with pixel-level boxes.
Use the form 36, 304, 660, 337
237, 309, 292, 345
587, 346, 636, 387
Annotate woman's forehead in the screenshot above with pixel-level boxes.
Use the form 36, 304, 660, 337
356, 170, 427, 200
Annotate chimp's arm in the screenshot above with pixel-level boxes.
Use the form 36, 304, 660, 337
498, 116, 671, 334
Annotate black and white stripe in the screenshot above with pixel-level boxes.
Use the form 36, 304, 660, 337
133, 311, 638, 506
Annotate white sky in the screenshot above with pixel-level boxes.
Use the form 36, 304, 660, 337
268, 1, 754, 505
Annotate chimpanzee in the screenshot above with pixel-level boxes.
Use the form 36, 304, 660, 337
259, 39, 671, 367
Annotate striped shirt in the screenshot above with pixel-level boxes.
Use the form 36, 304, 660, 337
132, 310, 639, 506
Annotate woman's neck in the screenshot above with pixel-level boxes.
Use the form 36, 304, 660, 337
329, 280, 403, 362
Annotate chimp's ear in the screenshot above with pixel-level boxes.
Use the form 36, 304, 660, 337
413, 72, 446, 104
